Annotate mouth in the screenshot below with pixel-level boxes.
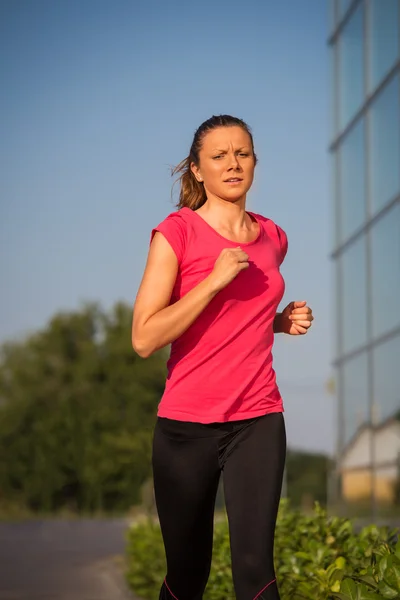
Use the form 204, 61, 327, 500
224, 178, 243, 184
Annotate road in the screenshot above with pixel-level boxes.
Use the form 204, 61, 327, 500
0, 519, 138, 600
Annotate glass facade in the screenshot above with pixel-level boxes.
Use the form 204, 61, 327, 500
330, 0, 400, 518
339, 2, 365, 129
342, 352, 369, 446
369, 0, 399, 90
339, 117, 366, 241
370, 74, 400, 214
371, 204, 400, 338
341, 235, 368, 354
373, 336, 400, 425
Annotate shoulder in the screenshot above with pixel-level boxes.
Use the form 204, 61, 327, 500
150, 208, 191, 263
156, 208, 190, 227
251, 212, 288, 263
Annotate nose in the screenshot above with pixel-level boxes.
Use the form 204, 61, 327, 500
228, 153, 241, 171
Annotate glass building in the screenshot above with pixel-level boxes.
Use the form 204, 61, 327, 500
329, 0, 400, 518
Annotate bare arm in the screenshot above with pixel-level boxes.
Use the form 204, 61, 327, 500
132, 233, 249, 358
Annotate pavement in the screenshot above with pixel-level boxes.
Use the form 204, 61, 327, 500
0, 519, 140, 600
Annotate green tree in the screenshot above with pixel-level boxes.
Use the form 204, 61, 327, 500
0, 302, 167, 514
286, 449, 333, 508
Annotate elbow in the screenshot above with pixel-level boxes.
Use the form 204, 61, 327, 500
133, 342, 153, 359
131, 316, 159, 358
131, 334, 153, 359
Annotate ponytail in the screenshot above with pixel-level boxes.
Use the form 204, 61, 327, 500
172, 157, 207, 210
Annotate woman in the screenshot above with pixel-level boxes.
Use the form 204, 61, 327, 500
132, 115, 313, 600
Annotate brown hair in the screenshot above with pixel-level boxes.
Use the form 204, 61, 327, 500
172, 115, 257, 211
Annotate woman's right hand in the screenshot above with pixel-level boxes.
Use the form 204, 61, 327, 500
208, 247, 249, 292
133, 237, 249, 357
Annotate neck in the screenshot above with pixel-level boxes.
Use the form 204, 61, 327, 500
198, 194, 248, 229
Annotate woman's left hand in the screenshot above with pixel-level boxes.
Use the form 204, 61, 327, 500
280, 301, 314, 335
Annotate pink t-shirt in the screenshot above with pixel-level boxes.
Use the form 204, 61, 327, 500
151, 206, 288, 423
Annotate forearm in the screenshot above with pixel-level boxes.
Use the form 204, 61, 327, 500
133, 275, 219, 357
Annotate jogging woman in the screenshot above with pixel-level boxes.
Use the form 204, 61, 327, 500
132, 115, 314, 600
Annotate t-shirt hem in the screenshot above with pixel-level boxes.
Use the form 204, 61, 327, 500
157, 404, 284, 424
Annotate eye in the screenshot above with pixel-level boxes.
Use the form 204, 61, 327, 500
212, 155, 223, 159
239, 152, 249, 157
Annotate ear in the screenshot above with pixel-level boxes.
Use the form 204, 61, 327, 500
190, 162, 203, 183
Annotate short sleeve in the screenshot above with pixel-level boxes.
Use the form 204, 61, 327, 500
150, 211, 188, 264
253, 213, 288, 266
275, 224, 288, 265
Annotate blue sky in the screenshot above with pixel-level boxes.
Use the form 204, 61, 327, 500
0, 0, 335, 454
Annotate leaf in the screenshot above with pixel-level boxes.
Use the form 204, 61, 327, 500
378, 581, 399, 599
391, 562, 400, 588
294, 551, 311, 560
378, 556, 389, 580
328, 567, 345, 584
335, 557, 346, 570
341, 578, 357, 598
335, 580, 382, 600
356, 584, 383, 600
355, 575, 378, 590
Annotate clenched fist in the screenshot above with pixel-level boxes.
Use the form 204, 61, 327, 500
208, 247, 249, 293
278, 300, 314, 335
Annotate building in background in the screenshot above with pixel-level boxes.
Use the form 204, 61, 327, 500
329, 0, 400, 518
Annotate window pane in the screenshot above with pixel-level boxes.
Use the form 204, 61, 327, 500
370, 75, 400, 214
369, 0, 399, 91
342, 352, 369, 446
335, 261, 341, 362
339, 0, 353, 20
373, 335, 400, 423
340, 119, 366, 240
332, 130, 343, 247
330, 0, 337, 31
342, 236, 368, 353
339, 3, 364, 129
371, 203, 400, 338
331, 44, 339, 138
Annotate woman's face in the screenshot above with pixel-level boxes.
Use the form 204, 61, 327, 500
191, 126, 256, 204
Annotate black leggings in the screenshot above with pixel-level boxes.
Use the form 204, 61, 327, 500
152, 412, 286, 600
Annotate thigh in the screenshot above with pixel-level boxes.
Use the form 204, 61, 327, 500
153, 418, 221, 597
223, 413, 286, 599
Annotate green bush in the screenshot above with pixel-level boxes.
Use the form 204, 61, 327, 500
125, 500, 400, 599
